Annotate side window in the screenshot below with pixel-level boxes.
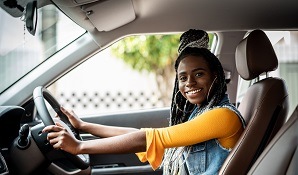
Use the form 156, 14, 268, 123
237, 31, 298, 116
48, 46, 165, 116
48, 33, 217, 116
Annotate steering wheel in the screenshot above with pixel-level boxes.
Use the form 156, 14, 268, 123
33, 86, 89, 170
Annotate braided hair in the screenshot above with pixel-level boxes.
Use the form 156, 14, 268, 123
169, 47, 227, 126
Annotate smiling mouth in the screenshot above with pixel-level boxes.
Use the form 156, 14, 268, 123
186, 89, 202, 94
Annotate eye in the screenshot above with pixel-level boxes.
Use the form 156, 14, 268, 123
179, 76, 187, 82
195, 72, 203, 77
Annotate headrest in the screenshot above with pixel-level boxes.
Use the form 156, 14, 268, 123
235, 30, 278, 80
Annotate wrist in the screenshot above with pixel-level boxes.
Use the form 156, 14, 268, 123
79, 121, 88, 132
75, 140, 84, 154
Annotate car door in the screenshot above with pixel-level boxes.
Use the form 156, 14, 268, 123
81, 109, 169, 175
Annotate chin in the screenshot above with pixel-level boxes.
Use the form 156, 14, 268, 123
189, 99, 205, 105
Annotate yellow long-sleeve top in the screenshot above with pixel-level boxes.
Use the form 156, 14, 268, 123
136, 108, 244, 170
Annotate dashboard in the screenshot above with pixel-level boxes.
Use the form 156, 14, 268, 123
0, 105, 90, 175
0, 106, 24, 148
0, 106, 25, 175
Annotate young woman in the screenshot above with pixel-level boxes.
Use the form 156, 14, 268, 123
43, 29, 245, 175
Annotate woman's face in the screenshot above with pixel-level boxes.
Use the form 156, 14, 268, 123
177, 55, 216, 105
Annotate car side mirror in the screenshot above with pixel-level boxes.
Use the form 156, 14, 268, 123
25, 0, 37, 35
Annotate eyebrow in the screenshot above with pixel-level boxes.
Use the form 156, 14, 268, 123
178, 67, 207, 75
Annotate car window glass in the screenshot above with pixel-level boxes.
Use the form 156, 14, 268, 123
48, 33, 217, 116
0, 5, 85, 94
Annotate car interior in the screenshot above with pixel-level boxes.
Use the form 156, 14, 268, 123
0, 0, 297, 175
219, 29, 289, 175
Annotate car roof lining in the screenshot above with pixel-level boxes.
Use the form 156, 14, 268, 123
50, 0, 298, 48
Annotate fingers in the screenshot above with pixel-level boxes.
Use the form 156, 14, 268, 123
47, 129, 67, 141
42, 124, 64, 133
52, 140, 63, 150
54, 114, 60, 119
41, 122, 80, 154
48, 134, 60, 145
43, 124, 69, 150
49, 132, 67, 150
60, 106, 82, 130
46, 127, 67, 139
60, 106, 74, 118
55, 106, 71, 120
56, 122, 63, 127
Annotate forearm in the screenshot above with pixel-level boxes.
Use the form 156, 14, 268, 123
80, 122, 140, 138
78, 130, 146, 154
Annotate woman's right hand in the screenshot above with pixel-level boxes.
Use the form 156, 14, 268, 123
60, 106, 85, 131
42, 122, 82, 155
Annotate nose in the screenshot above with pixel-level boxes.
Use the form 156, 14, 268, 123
186, 76, 196, 87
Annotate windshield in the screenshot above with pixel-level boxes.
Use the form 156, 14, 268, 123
0, 5, 85, 94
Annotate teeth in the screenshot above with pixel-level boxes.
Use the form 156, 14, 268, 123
187, 89, 202, 94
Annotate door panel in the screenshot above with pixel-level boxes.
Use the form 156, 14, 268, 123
81, 108, 170, 174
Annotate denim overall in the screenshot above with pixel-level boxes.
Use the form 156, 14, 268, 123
181, 94, 245, 175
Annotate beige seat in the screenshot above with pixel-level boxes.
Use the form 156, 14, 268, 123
248, 105, 298, 175
219, 29, 289, 175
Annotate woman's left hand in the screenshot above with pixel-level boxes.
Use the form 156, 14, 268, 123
42, 123, 82, 155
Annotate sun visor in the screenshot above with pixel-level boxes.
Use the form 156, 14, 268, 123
81, 0, 136, 31
0, 0, 27, 17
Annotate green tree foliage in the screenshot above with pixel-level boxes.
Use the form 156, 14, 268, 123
112, 34, 180, 71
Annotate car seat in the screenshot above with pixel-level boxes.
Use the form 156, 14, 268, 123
248, 105, 298, 175
219, 29, 289, 175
